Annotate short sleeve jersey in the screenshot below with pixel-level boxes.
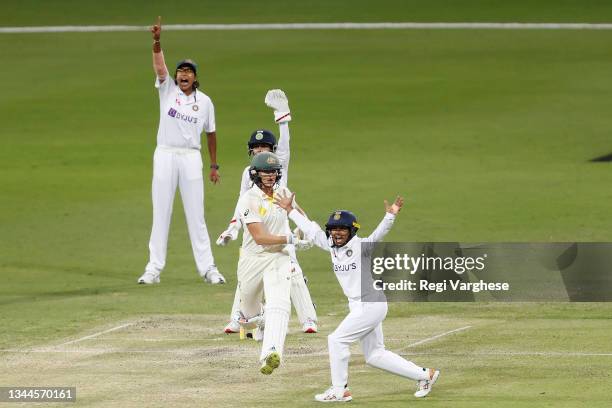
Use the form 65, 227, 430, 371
237, 185, 292, 254
155, 76, 215, 149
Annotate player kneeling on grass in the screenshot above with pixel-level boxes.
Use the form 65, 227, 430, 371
236, 151, 300, 375
275, 194, 440, 402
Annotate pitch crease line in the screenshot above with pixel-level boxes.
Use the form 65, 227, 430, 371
58, 322, 134, 346
398, 325, 473, 351
289, 325, 474, 358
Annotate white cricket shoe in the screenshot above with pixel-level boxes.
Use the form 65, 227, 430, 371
414, 368, 440, 398
201, 265, 226, 284
137, 271, 160, 284
223, 319, 240, 334
314, 386, 352, 402
302, 319, 318, 333
224, 311, 241, 334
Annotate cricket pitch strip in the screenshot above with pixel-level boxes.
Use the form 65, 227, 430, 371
1, 314, 611, 407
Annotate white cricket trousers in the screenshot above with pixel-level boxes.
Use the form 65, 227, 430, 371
145, 146, 215, 276
238, 250, 291, 362
328, 301, 429, 388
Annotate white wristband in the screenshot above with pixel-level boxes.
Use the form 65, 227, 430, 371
286, 234, 294, 245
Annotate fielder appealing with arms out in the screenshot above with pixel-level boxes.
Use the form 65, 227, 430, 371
217, 90, 318, 334
138, 16, 225, 285
275, 194, 440, 402
235, 151, 299, 375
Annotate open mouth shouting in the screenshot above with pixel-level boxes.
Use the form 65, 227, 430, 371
175, 67, 195, 93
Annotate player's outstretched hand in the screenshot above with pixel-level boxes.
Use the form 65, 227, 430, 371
151, 16, 162, 40
384, 196, 404, 215
265, 89, 291, 123
274, 191, 295, 212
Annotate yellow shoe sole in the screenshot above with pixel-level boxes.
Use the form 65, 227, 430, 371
260, 352, 281, 375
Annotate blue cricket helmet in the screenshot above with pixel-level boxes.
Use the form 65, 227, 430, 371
325, 210, 361, 244
248, 130, 277, 155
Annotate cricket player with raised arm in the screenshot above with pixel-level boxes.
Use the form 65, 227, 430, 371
216, 90, 318, 334
235, 151, 300, 375
274, 193, 440, 402
139, 16, 225, 285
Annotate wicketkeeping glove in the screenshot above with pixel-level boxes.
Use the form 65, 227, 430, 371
292, 227, 313, 251
294, 238, 314, 251
265, 89, 292, 123
216, 221, 240, 246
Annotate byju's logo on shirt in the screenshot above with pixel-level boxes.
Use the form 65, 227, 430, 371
168, 108, 198, 124
334, 263, 357, 272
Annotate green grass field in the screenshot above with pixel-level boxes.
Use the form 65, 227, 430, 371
1, 2, 612, 406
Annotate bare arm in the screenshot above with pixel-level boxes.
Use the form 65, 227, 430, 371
246, 222, 291, 246
151, 16, 169, 80
206, 132, 220, 184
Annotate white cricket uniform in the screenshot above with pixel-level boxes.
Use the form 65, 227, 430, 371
288, 210, 430, 388
226, 122, 317, 325
144, 74, 217, 277
237, 185, 293, 362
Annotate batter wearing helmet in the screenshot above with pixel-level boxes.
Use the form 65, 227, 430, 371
138, 16, 225, 285
216, 90, 318, 334
274, 194, 440, 402
236, 152, 298, 375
